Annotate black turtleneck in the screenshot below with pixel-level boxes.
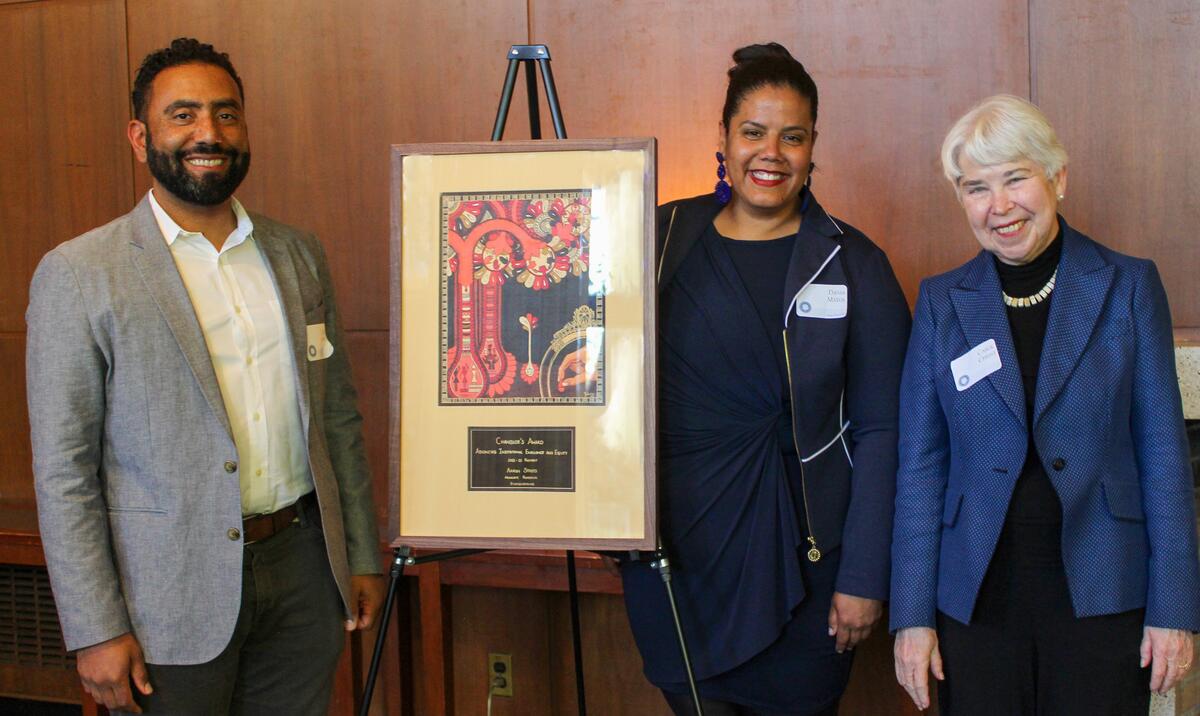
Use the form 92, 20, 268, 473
995, 229, 1062, 389
992, 221, 1064, 553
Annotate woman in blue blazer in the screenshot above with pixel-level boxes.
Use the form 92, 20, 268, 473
890, 94, 1200, 715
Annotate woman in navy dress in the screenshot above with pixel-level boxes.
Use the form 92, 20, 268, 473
619, 43, 911, 715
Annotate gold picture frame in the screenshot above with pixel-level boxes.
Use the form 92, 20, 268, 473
389, 139, 657, 550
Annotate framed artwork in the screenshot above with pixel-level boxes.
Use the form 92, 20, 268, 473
389, 138, 656, 550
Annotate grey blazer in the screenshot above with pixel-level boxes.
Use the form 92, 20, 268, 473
26, 196, 380, 664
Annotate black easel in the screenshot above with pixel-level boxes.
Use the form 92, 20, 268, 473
488, 48, 589, 714
649, 546, 703, 714
359, 44, 588, 716
491, 44, 566, 141
361, 44, 702, 716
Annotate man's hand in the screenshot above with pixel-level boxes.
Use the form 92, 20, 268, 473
1141, 626, 1195, 695
827, 592, 882, 653
894, 626, 943, 711
76, 632, 152, 713
345, 574, 386, 631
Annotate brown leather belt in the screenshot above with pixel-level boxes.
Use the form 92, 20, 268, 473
242, 492, 317, 543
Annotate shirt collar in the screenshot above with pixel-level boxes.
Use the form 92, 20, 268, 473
147, 189, 255, 251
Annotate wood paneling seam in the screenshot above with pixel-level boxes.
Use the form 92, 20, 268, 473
1028, 0, 1037, 104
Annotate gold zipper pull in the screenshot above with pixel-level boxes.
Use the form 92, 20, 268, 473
806, 536, 822, 562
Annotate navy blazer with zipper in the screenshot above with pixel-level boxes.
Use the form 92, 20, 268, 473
623, 191, 911, 684
656, 191, 911, 599
890, 218, 1200, 632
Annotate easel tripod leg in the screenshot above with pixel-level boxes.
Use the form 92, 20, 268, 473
566, 550, 587, 715
537, 58, 567, 139
652, 553, 704, 716
359, 547, 410, 716
491, 58, 521, 141
524, 60, 542, 139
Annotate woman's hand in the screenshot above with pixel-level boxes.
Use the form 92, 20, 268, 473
894, 626, 943, 711
1141, 626, 1195, 694
827, 592, 882, 653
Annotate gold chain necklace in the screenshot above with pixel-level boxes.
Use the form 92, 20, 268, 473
1002, 268, 1057, 308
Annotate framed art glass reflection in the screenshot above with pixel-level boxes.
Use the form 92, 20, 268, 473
389, 139, 656, 550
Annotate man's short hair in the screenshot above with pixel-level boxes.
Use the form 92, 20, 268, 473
131, 37, 244, 122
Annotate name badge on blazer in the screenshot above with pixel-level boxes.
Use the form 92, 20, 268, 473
306, 323, 335, 361
950, 339, 1001, 392
794, 284, 848, 319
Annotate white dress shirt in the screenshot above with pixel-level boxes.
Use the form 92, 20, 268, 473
148, 189, 312, 516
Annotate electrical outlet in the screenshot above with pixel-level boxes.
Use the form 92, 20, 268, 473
488, 652, 513, 697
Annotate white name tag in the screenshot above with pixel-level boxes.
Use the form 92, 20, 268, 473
950, 339, 1001, 392
793, 284, 848, 319
306, 323, 335, 361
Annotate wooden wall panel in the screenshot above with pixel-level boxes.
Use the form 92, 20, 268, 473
346, 331, 390, 531
450, 586, 555, 715
1032, 0, 1200, 327
0, 0, 131, 502
546, 592, 671, 715
530, 0, 1029, 301
446, 587, 670, 716
125, 0, 529, 332
0, 335, 31, 502
0, 0, 133, 332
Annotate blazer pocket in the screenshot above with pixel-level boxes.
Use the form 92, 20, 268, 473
1102, 480, 1146, 522
304, 301, 326, 323
106, 506, 167, 515
942, 490, 964, 527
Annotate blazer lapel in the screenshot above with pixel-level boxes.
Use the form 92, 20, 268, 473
127, 198, 233, 439
949, 253, 1026, 428
657, 196, 720, 293
255, 225, 312, 433
1033, 225, 1114, 425
781, 194, 843, 324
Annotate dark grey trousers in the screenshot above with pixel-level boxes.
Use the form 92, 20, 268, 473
125, 519, 346, 715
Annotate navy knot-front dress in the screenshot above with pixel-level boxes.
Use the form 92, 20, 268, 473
622, 220, 852, 713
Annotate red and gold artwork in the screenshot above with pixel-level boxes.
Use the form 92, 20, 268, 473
440, 191, 604, 404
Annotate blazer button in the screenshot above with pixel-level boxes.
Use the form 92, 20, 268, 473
1051, 458, 1066, 471
224, 460, 238, 473
228, 528, 241, 541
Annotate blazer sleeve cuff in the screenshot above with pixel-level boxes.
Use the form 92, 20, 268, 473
835, 568, 889, 602
349, 552, 384, 575
64, 616, 134, 654
888, 607, 937, 634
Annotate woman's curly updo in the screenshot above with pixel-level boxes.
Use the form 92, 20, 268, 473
721, 42, 819, 127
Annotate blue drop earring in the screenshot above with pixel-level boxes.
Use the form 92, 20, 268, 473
715, 151, 732, 204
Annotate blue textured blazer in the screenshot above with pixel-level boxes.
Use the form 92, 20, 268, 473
890, 218, 1200, 632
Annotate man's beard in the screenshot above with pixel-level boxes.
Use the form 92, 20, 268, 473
145, 132, 251, 206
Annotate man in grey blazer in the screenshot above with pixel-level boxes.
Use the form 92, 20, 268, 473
26, 38, 383, 714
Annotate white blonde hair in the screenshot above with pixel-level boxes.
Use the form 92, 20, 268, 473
940, 94, 1068, 186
